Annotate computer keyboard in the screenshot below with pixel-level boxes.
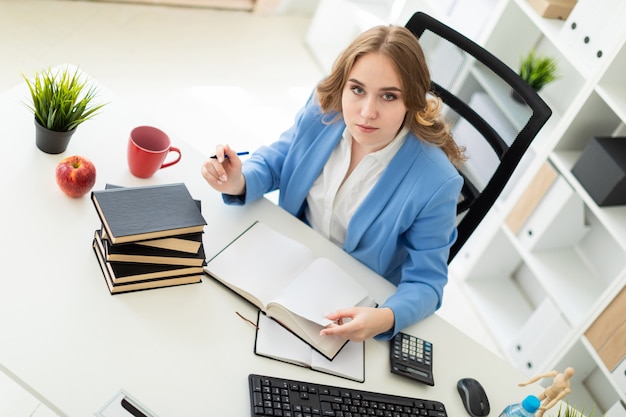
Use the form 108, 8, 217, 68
248, 373, 447, 417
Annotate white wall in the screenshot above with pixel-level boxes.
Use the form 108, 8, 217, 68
275, 0, 320, 15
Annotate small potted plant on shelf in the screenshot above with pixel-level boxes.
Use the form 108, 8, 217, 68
22, 65, 106, 154
513, 49, 560, 104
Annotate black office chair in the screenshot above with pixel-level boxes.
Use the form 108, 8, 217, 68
404, 12, 552, 263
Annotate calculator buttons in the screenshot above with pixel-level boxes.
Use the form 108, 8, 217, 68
390, 332, 435, 386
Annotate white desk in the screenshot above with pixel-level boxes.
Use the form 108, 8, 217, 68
0, 85, 537, 416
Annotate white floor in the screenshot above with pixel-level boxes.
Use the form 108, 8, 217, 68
0, 1, 500, 415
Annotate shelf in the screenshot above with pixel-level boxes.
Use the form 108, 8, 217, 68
581, 336, 626, 403
554, 92, 623, 152
553, 340, 624, 414
464, 278, 534, 350
514, 175, 589, 251
555, 0, 626, 79
484, 0, 588, 110
462, 228, 538, 350
483, 1, 541, 69
596, 84, 626, 126
504, 166, 625, 325
478, 0, 589, 154
511, 0, 568, 44
506, 297, 572, 376
552, 150, 626, 253
525, 249, 603, 326
518, 197, 626, 326
597, 40, 626, 122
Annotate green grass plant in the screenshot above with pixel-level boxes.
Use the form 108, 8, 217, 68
519, 49, 560, 91
22, 65, 105, 132
554, 402, 599, 417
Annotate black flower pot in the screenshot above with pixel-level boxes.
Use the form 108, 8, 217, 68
511, 89, 526, 104
34, 118, 76, 154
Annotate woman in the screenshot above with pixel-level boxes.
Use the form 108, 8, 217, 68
201, 24, 465, 342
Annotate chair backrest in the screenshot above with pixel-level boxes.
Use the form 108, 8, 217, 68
405, 12, 552, 263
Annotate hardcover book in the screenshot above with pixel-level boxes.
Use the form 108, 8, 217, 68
204, 221, 376, 360
101, 228, 203, 254
92, 239, 202, 294
100, 183, 204, 254
95, 229, 205, 267
91, 183, 206, 244
93, 231, 204, 284
132, 233, 203, 254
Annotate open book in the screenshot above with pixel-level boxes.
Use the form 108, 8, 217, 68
204, 221, 376, 360
255, 312, 365, 382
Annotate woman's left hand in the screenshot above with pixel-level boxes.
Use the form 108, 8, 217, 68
320, 307, 394, 342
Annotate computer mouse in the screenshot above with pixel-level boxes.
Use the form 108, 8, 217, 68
457, 377, 490, 417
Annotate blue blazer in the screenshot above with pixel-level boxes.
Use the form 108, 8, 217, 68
224, 93, 463, 340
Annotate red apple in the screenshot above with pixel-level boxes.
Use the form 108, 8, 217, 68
56, 155, 97, 198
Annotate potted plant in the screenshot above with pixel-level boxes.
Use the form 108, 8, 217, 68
22, 65, 106, 154
552, 403, 598, 417
512, 49, 560, 103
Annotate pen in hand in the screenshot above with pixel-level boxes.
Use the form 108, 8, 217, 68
210, 151, 249, 159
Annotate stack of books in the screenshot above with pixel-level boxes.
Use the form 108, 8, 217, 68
90, 183, 207, 294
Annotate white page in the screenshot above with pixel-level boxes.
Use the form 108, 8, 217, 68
255, 313, 312, 366
269, 257, 369, 326
310, 337, 364, 382
205, 222, 316, 308
255, 313, 364, 382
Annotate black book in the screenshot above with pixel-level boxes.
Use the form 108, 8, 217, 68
94, 236, 204, 284
94, 229, 206, 267
131, 232, 203, 254
91, 183, 207, 244
101, 228, 204, 255
100, 184, 204, 254
92, 239, 202, 294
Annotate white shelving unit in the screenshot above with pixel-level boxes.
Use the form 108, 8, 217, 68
306, 0, 626, 415
444, 0, 626, 415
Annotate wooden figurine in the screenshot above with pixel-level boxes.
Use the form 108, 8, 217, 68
518, 367, 575, 417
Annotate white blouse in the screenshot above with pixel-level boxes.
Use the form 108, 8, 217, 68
305, 126, 409, 246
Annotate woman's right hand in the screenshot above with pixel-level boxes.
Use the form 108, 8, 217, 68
201, 144, 246, 196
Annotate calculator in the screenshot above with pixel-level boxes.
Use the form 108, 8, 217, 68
390, 332, 435, 386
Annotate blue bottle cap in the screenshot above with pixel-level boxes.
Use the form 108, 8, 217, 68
522, 395, 541, 413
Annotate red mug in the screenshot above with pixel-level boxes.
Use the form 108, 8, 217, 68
127, 126, 182, 178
